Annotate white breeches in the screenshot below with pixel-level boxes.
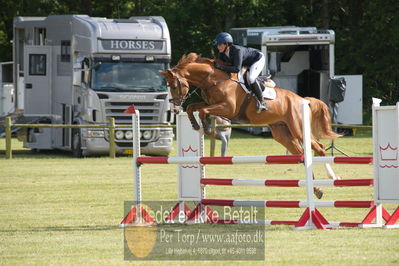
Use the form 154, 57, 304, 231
247, 53, 265, 84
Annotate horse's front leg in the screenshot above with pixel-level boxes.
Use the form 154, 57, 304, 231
197, 102, 232, 136
186, 102, 209, 131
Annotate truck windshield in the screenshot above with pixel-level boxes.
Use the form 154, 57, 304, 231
92, 62, 167, 92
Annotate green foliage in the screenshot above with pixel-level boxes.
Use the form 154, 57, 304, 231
0, 0, 398, 122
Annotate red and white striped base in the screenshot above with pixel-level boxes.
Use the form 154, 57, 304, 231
201, 199, 375, 208
185, 206, 392, 229
208, 219, 364, 228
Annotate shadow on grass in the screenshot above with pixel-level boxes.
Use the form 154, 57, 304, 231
0, 225, 120, 233
0, 149, 79, 159
215, 128, 372, 140
226, 129, 272, 139
0, 144, 132, 159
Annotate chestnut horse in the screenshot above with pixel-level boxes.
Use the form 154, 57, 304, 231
160, 53, 341, 198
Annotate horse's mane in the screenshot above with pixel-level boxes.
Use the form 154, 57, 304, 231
176, 53, 214, 69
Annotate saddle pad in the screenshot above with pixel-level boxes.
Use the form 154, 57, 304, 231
262, 85, 277, 100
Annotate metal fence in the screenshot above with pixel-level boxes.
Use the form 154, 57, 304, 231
2, 117, 120, 159
1, 116, 371, 159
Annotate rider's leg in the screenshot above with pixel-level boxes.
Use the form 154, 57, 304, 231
251, 80, 267, 113
247, 53, 267, 113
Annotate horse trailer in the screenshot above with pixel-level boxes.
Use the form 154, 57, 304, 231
230, 26, 362, 133
12, 15, 174, 156
0, 62, 15, 117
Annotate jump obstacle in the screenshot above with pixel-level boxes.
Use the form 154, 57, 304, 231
120, 99, 399, 229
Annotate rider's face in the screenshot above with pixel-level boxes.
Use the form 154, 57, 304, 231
217, 43, 227, 53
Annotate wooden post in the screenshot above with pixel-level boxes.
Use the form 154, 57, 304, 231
210, 116, 216, 156
5, 117, 12, 159
108, 117, 116, 158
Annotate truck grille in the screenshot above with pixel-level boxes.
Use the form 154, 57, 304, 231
103, 101, 160, 124
98, 92, 169, 145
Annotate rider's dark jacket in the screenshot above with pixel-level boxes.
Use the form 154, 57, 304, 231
216, 45, 262, 73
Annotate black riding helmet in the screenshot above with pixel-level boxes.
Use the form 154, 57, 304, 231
213, 32, 233, 45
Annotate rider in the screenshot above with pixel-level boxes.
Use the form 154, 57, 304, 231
213, 32, 267, 113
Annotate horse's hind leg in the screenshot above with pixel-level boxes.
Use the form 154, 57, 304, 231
310, 137, 326, 156
285, 113, 328, 198
270, 124, 324, 199
269, 123, 303, 154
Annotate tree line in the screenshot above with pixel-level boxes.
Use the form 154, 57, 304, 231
0, 0, 398, 122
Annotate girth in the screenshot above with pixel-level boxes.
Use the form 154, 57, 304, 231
231, 93, 252, 123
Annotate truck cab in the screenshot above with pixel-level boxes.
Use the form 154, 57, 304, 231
13, 15, 174, 156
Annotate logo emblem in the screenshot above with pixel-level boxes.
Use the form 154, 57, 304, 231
379, 143, 398, 168
181, 145, 199, 168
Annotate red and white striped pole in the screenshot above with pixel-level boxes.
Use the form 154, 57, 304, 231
200, 178, 373, 187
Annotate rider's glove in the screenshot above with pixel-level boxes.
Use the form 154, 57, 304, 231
214, 62, 222, 69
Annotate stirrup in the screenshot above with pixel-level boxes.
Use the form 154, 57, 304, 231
256, 101, 267, 113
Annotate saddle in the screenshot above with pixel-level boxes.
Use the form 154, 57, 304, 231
233, 70, 277, 100
228, 71, 277, 123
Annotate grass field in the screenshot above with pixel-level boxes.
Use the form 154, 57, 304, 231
1, 130, 399, 265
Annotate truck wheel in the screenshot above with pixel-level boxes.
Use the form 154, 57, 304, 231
72, 128, 83, 158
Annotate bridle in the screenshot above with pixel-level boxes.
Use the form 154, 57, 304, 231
167, 68, 208, 106
167, 65, 233, 106
167, 71, 191, 106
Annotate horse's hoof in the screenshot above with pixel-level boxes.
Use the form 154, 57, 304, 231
192, 124, 200, 131
314, 188, 324, 199
200, 122, 211, 135
203, 125, 211, 135
189, 118, 200, 131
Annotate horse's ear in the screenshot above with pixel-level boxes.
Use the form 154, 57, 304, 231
168, 69, 177, 77
159, 69, 175, 78
187, 53, 199, 61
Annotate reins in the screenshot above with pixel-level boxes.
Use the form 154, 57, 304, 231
168, 71, 200, 106
199, 67, 239, 90
169, 62, 242, 106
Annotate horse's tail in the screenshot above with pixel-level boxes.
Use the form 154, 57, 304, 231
305, 97, 342, 140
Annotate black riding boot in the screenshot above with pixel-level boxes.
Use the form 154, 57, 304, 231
251, 80, 267, 113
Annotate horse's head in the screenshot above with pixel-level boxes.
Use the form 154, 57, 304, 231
159, 68, 190, 107
160, 53, 218, 110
